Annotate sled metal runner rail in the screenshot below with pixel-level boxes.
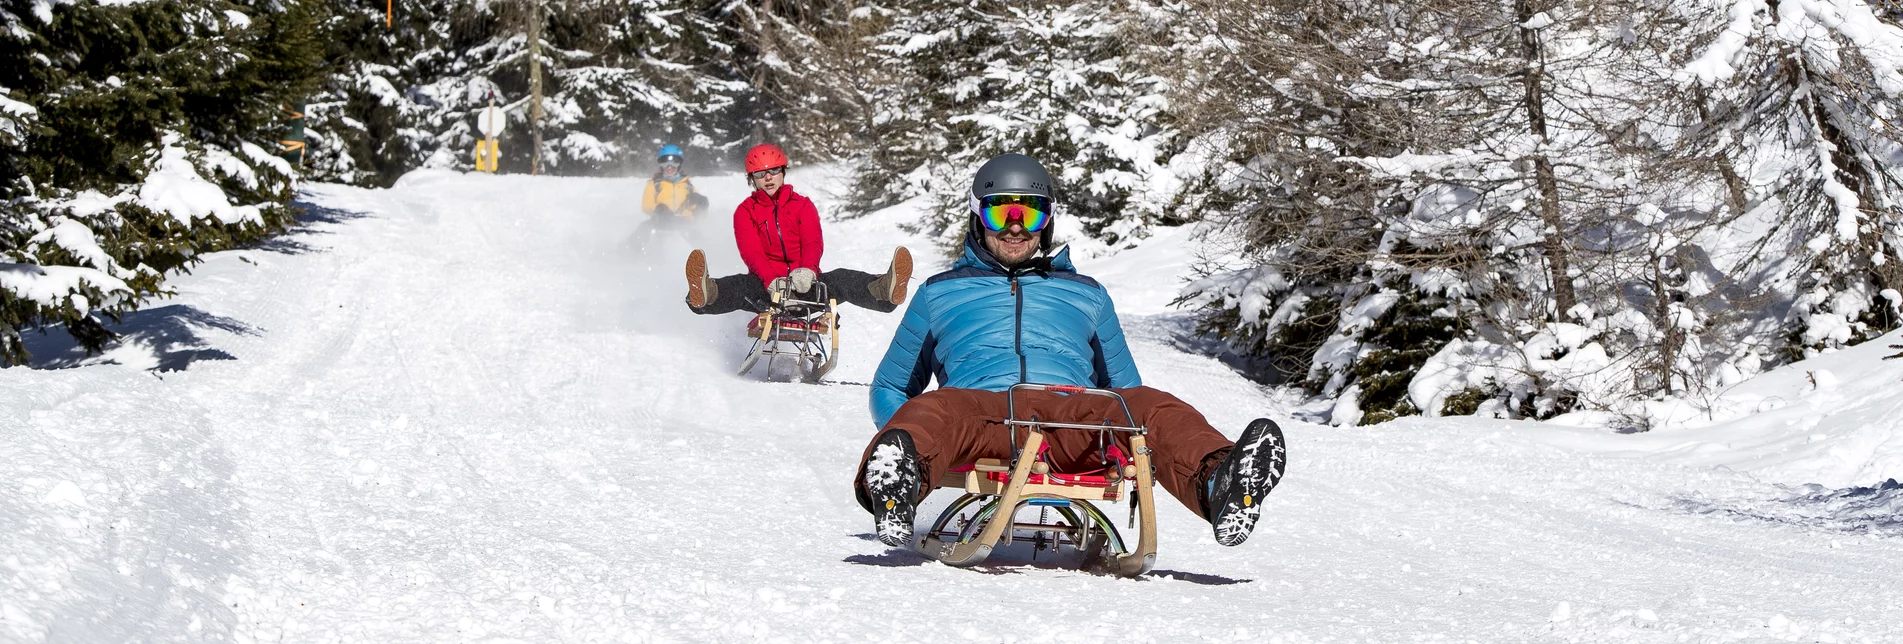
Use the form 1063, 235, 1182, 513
916, 383, 1158, 577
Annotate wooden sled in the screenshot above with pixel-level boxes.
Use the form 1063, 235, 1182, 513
915, 384, 1158, 577
737, 280, 839, 383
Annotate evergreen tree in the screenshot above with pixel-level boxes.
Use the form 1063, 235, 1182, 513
1, 0, 325, 366
1665, 0, 1903, 360
302, 0, 756, 185
1171, 0, 1903, 425
779, 0, 1192, 250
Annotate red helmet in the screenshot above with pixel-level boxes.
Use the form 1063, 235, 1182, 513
744, 143, 789, 174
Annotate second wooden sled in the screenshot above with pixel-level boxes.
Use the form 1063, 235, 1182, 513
915, 383, 1158, 577
738, 280, 839, 383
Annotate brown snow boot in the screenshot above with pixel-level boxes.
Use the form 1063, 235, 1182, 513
685, 249, 717, 308
867, 246, 913, 306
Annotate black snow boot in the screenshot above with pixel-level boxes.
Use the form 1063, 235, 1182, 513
1202, 418, 1287, 547
863, 429, 924, 547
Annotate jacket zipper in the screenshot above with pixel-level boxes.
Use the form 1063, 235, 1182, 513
769, 193, 792, 275
1012, 273, 1026, 383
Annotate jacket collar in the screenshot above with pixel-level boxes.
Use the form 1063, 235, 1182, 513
748, 184, 799, 206
954, 232, 1075, 276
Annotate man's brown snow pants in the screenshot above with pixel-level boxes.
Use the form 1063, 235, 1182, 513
854, 386, 1235, 519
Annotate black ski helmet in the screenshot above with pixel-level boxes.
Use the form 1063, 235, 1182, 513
969, 153, 1056, 250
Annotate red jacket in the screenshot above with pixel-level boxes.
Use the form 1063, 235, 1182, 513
733, 185, 823, 287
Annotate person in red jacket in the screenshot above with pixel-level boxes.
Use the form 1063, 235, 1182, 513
684, 143, 912, 314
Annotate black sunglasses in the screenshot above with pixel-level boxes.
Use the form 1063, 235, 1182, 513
748, 166, 786, 180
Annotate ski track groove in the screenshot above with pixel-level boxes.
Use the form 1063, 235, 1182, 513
1, 171, 1899, 642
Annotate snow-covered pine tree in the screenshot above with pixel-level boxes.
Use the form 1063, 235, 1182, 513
807, 0, 1191, 251
729, 0, 900, 163
1665, 0, 1903, 363
304, 0, 754, 185
1, 0, 323, 365
1169, 0, 1428, 397
1346, 0, 1685, 421
1176, 0, 1753, 424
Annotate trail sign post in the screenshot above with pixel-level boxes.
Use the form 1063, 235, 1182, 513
475, 99, 504, 172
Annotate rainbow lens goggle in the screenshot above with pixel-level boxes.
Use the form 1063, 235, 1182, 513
976, 194, 1052, 232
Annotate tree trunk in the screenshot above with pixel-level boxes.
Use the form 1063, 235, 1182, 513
750, 0, 774, 146
1518, 0, 1575, 319
1690, 87, 1751, 218
1716, 158, 1749, 219
528, 0, 544, 175
1653, 257, 1679, 394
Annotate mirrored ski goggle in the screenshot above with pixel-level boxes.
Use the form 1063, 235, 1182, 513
975, 194, 1052, 232
747, 166, 786, 180
658, 155, 683, 166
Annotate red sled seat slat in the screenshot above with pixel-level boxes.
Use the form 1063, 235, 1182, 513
746, 313, 829, 339
945, 462, 1120, 488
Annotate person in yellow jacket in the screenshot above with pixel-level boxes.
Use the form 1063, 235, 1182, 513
642, 144, 708, 220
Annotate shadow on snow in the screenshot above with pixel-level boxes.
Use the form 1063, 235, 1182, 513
842, 534, 1252, 584
23, 304, 255, 372
246, 200, 374, 255
1659, 478, 1903, 537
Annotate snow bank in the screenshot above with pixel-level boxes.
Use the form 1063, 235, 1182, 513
1662, 329, 1903, 487
1539, 328, 1903, 489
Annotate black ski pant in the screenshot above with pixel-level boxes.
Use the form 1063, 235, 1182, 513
689, 269, 895, 315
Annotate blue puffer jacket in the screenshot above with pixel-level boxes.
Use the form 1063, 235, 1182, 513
869, 237, 1142, 428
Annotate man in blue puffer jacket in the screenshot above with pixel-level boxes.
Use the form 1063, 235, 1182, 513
854, 154, 1289, 550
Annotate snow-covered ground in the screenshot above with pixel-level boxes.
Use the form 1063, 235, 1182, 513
4, 169, 1901, 643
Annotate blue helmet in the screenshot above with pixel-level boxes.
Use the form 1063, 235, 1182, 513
657, 144, 684, 161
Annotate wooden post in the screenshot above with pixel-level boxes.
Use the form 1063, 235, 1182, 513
527, 0, 544, 175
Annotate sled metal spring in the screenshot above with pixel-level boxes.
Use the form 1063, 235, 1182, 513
1034, 507, 1049, 558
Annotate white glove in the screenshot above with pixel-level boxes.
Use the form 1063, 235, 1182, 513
769, 277, 790, 293
789, 267, 817, 293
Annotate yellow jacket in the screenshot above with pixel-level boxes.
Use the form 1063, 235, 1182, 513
643, 174, 698, 217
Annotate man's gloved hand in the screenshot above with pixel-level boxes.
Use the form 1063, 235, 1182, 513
789, 267, 817, 293
769, 277, 790, 293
